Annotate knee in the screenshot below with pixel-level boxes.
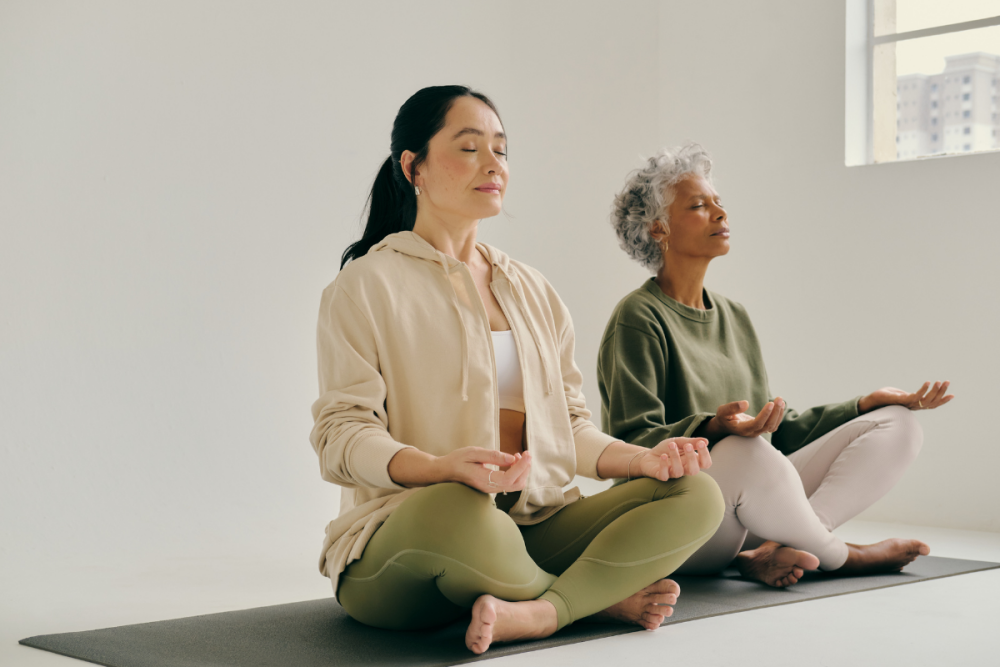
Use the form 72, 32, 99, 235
661, 473, 725, 534
713, 435, 794, 477
869, 405, 924, 460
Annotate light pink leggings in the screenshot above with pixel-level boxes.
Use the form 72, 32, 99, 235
674, 406, 923, 572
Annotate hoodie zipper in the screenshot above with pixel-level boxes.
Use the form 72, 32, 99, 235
491, 279, 532, 515
455, 262, 502, 458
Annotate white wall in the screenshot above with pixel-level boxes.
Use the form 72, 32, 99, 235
0, 0, 660, 575
654, 0, 1000, 532
2, 0, 995, 594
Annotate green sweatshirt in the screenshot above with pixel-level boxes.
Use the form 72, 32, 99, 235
598, 279, 860, 456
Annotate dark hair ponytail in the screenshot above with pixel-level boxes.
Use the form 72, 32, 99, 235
340, 85, 503, 268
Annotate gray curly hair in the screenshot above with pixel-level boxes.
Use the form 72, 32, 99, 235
611, 143, 713, 272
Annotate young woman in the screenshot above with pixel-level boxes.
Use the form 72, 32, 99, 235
309, 87, 724, 654
599, 144, 952, 587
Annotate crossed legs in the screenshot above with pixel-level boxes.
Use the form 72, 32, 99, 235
676, 406, 927, 583
338, 474, 723, 652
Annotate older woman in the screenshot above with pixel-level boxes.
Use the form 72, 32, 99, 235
598, 144, 952, 586
310, 89, 724, 654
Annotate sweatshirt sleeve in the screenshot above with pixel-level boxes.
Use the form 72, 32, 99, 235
552, 298, 617, 480
308, 282, 412, 490
598, 322, 714, 451
770, 397, 863, 456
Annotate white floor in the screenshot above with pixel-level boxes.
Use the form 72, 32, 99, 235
3, 520, 999, 667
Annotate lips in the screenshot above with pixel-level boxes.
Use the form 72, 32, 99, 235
712, 229, 731, 237
475, 183, 501, 193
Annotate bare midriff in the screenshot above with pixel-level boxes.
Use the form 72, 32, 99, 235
498, 408, 526, 471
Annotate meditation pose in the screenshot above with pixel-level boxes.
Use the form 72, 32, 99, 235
309, 87, 725, 654
599, 144, 953, 587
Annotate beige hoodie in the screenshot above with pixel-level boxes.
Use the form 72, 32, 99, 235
309, 231, 616, 595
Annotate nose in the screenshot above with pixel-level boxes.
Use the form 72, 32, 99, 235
485, 152, 504, 175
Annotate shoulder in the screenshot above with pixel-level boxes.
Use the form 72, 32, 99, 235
324, 246, 423, 304
706, 289, 754, 324
603, 282, 667, 340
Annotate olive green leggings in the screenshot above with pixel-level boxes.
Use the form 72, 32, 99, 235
338, 474, 724, 631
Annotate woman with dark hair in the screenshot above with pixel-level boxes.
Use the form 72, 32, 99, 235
599, 144, 952, 587
309, 87, 725, 653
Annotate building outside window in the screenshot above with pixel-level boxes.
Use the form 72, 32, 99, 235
847, 0, 1000, 163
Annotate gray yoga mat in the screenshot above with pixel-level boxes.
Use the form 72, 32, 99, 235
20, 556, 998, 667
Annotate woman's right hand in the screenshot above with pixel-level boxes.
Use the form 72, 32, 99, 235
439, 447, 532, 494
703, 398, 785, 439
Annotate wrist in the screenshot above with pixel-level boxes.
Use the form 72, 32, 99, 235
389, 448, 444, 488
698, 416, 721, 439
858, 395, 873, 414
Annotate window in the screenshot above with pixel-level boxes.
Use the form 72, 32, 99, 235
846, 0, 1000, 164
932, 133, 938, 140
965, 143, 972, 149
964, 126, 972, 134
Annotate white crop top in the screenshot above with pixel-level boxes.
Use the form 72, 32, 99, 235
491, 330, 525, 413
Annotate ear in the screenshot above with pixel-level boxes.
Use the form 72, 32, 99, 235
649, 219, 669, 242
399, 150, 419, 186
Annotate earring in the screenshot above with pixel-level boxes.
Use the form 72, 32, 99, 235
414, 185, 421, 196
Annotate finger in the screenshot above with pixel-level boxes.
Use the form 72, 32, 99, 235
667, 437, 708, 449
696, 441, 712, 469
681, 443, 700, 476
749, 402, 774, 431
928, 381, 948, 404
763, 398, 784, 432
718, 400, 749, 417
468, 448, 517, 467
912, 381, 931, 403
914, 382, 940, 409
503, 456, 532, 491
667, 443, 685, 478
933, 394, 955, 408
496, 452, 531, 488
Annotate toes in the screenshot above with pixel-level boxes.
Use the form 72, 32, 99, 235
649, 579, 680, 595
647, 593, 678, 606
641, 612, 665, 627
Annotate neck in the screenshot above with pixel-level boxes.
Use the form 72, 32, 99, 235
412, 211, 482, 265
655, 254, 711, 309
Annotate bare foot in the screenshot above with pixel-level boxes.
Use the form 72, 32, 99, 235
590, 579, 680, 630
465, 595, 558, 654
832, 538, 930, 576
736, 540, 821, 587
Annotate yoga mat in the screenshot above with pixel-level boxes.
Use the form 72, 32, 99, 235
20, 556, 998, 667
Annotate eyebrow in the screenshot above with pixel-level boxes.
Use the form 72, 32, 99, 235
686, 193, 720, 201
451, 127, 506, 140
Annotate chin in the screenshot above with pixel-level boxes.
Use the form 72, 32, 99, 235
469, 203, 503, 220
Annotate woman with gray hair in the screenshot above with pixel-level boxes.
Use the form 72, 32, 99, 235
597, 144, 953, 585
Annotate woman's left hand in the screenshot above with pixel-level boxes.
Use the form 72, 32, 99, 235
858, 381, 954, 414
